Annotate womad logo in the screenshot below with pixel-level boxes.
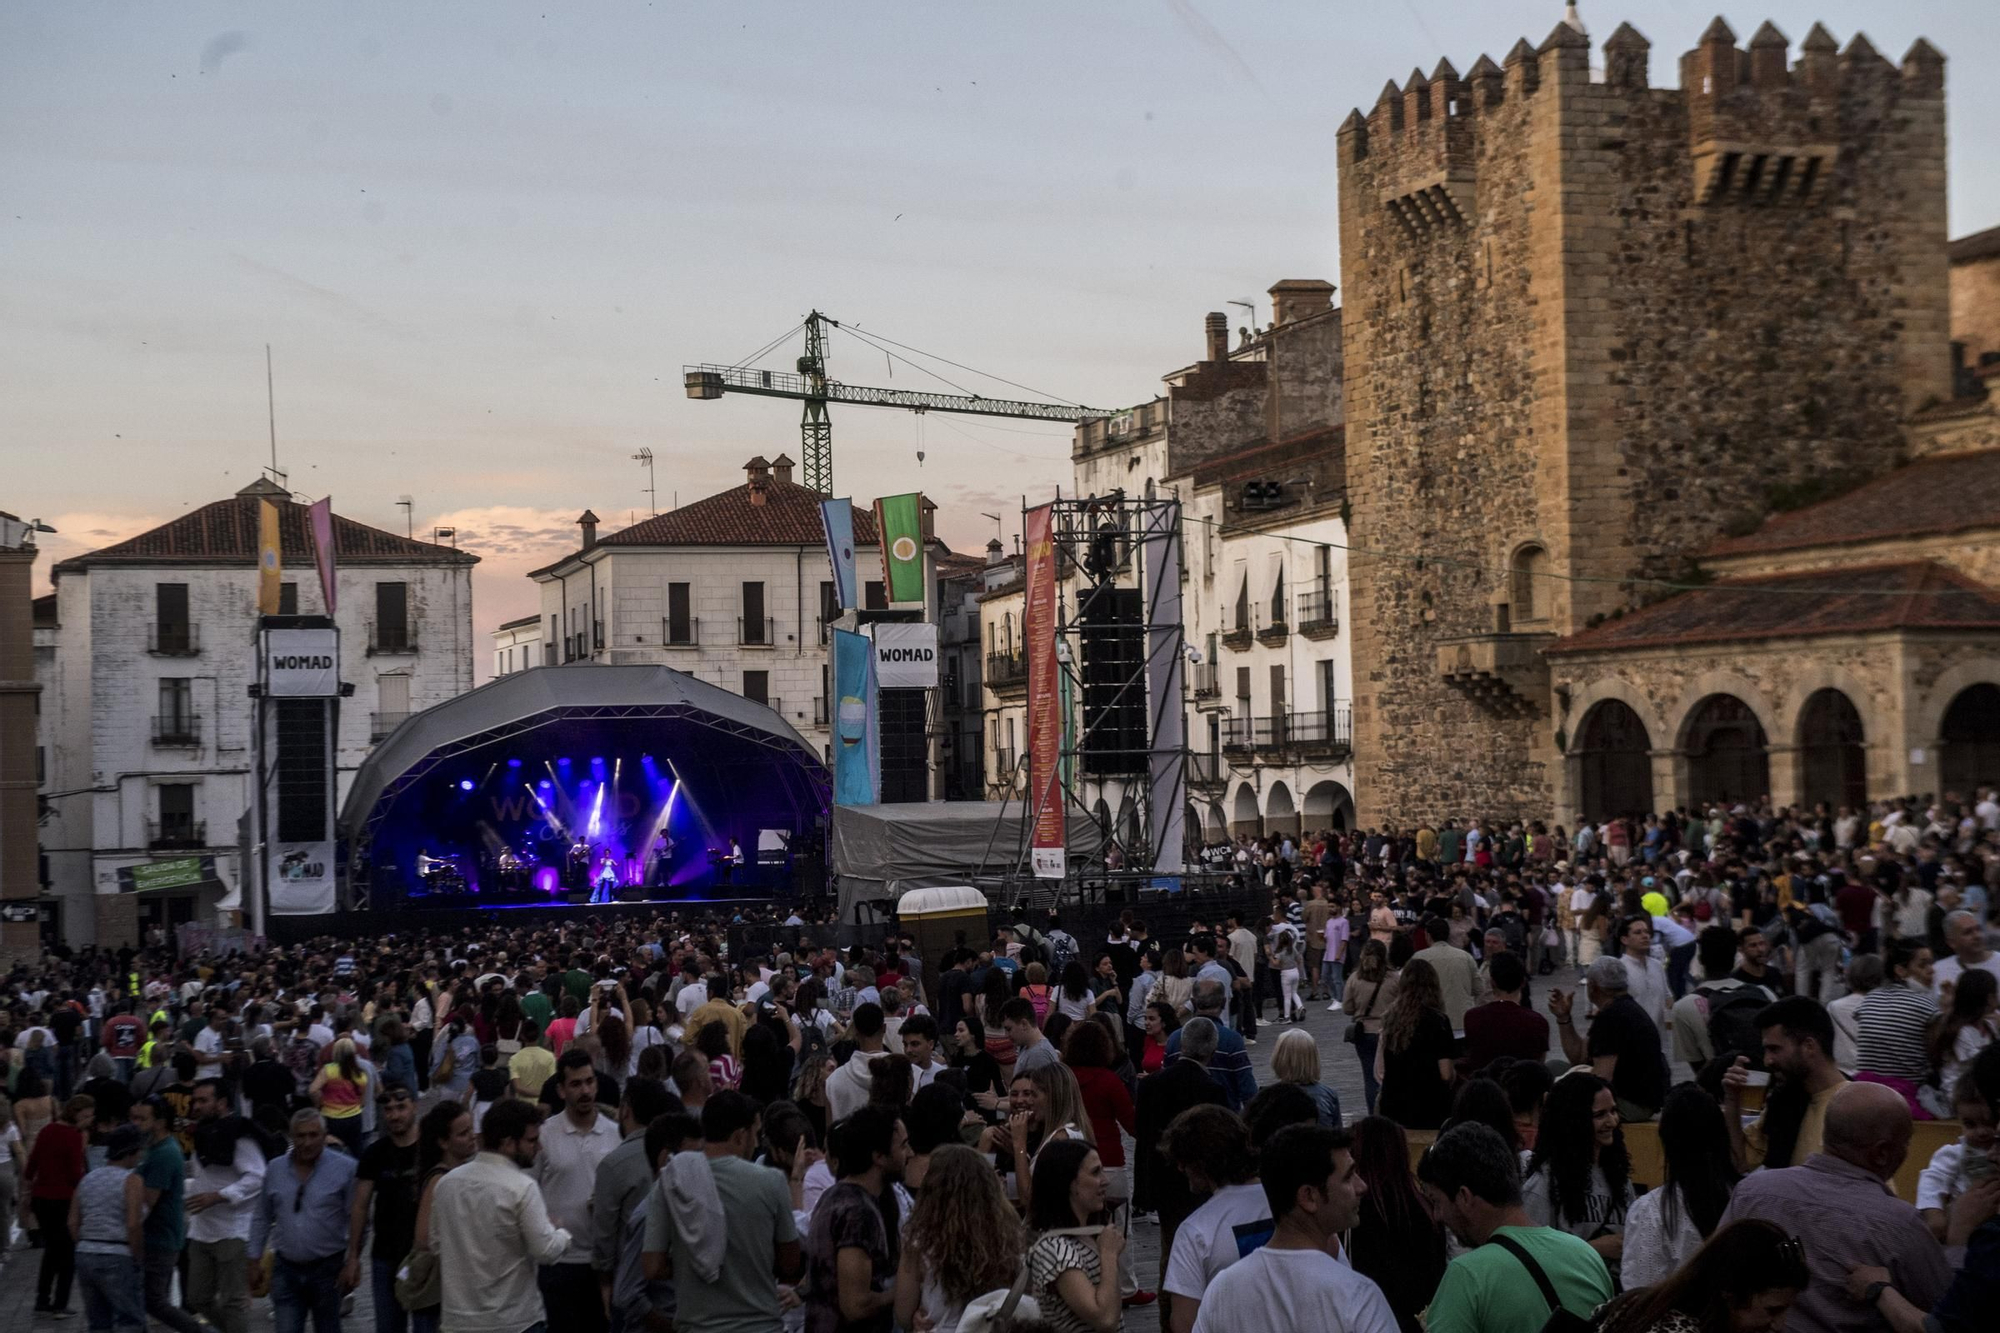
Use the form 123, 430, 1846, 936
277, 851, 326, 881
271, 655, 334, 670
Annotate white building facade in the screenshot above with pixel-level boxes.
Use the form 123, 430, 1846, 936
491, 613, 542, 678
38, 477, 476, 946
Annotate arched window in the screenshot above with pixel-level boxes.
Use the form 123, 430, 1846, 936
1512, 545, 1551, 623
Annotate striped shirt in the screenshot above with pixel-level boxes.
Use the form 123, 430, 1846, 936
1854, 983, 1938, 1081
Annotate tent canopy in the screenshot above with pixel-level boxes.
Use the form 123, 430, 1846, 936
831, 801, 1105, 917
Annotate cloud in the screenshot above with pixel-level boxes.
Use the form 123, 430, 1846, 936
426, 504, 577, 681
30, 510, 169, 591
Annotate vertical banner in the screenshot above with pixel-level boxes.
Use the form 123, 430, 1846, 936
820, 498, 858, 611
307, 497, 337, 614
1024, 503, 1066, 879
1142, 501, 1187, 876
257, 498, 283, 615
873, 492, 926, 604
831, 628, 880, 806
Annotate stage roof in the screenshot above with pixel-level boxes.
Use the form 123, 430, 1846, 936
341, 663, 827, 844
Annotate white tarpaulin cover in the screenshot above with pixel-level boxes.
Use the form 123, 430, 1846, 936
831, 802, 1106, 917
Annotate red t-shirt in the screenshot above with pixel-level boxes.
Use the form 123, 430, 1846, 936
102, 1014, 143, 1057
1068, 1065, 1136, 1168
26, 1121, 88, 1200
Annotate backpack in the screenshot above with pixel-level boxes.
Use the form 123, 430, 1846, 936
1046, 931, 1077, 980
1705, 984, 1771, 1070
1488, 1234, 1597, 1333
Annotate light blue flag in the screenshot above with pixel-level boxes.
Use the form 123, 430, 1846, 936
820, 498, 858, 611
831, 628, 879, 805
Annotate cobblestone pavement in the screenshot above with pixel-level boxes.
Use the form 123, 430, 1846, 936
0, 958, 1595, 1333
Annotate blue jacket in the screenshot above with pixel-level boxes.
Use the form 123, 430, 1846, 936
1161, 1024, 1256, 1111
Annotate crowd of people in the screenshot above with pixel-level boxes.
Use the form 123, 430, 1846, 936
0, 790, 1997, 1333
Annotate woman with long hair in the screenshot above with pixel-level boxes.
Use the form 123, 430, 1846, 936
1271, 1027, 1341, 1127
309, 1037, 370, 1153
1523, 1072, 1631, 1266
1138, 1001, 1178, 1077
1375, 957, 1455, 1130
1621, 1084, 1741, 1290
408, 1100, 477, 1333
1061, 1020, 1146, 1303
893, 1144, 1026, 1333
24, 1092, 91, 1317
1597, 1218, 1808, 1333
1343, 939, 1395, 1114
1155, 948, 1193, 1019
1345, 1116, 1448, 1333
739, 1021, 794, 1106
695, 1020, 738, 1090
594, 1013, 631, 1085
980, 968, 1020, 1079
1023, 1138, 1122, 1333
1930, 967, 1997, 1113
625, 996, 668, 1078
1056, 960, 1096, 1023
950, 1015, 1005, 1117
1007, 1062, 1094, 1217
1442, 1077, 1519, 1150
429, 1007, 479, 1101
792, 1053, 838, 1148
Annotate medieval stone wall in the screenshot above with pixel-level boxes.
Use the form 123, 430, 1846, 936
1338, 17, 1951, 825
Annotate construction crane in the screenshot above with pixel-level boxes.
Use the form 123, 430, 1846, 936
684, 310, 1113, 494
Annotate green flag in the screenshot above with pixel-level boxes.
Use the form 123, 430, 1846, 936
873, 492, 926, 604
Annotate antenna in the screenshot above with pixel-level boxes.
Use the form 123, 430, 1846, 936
396, 495, 413, 539
980, 512, 1002, 542
263, 343, 286, 486
632, 448, 657, 516
1226, 299, 1256, 339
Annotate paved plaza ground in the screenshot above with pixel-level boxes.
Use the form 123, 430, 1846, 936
0, 955, 1596, 1332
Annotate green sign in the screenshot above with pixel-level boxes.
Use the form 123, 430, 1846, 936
125, 857, 214, 893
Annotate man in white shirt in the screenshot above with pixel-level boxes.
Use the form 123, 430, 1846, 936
434, 1099, 572, 1333
1933, 910, 2000, 998
1977, 788, 2000, 832
1616, 915, 1673, 1035
1162, 1105, 1270, 1333
185, 1077, 267, 1333
529, 1050, 620, 1333
1190, 1123, 1395, 1333
900, 1015, 947, 1090
672, 963, 707, 1022
824, 1003, 889, 1124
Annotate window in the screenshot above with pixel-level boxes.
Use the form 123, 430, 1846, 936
1269, 563, 1286, 626
278, 581, 299, 616
743, 670, 769, 705
819, 580, 837, 642
154, 583, 191, 654
1512, 545, 1551, 623
374, 582, 410, 651
667, 584, 692, 644
158, 678, 193, 728
865, 580, 887, 611
158, 784, 195, 843
1235, 667, 1251, 706
741, 581, 766, 644
1233, 569, 1250, 631
1270, 665, 1286, 712
1318, 658, 1337, 708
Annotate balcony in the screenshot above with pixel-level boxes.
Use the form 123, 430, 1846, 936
1220, 616, 1254, 653
662, 617, 700, 648
1191, 662, 1220, 699
1222, 715, 1253, 753
1288, 706, 1355, 758
148, 624, 200, 656
370, 711, 410, 742
738, 615, 774, 647
1298, 589, 1340, 640
991, 748, 1020, 783
986, 650, 1027, 694
1436, 632, 1555, 718
1189, 750, 1227, 791
147, 819, 207, 850
1255, 604, 1289, 646
366, 620, 416, 656
152, 714, 202, 746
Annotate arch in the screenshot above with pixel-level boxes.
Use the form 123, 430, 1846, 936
1091, 797, 1112, 837
1231, 781, 1262, 837
1302, 780, 1354, 832
1916, 658, 2000, 750
1796, 688, 1867, 812
1511, 543, 1552, 624
1264, 780, 1298, 836
1939, 683, 2000, 797
1116, 794, 1141, 848
1204, 802, 1228, 841
1573, 699, 1654, 822
1681, 693, 1770, 809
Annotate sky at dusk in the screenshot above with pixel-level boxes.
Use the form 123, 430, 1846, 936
8, 1, 1999, 671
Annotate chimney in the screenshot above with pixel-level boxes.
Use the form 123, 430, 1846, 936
744, 455, 770, 507
1268, 279, 1336, 327
1204, 311, 1228, 363
986, 537, 1004, 566
576, 509, 600, 550
770, 452, 796, 485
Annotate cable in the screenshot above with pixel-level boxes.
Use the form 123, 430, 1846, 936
830, 316, 1083, 406
837, 324, 982, 398
932, 413, 1073, 463
726, 322, 805, 371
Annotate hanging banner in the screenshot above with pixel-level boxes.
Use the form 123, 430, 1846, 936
873, 492, 926, 604
831, 628, 880, 806
263, 627, 339, 697
268, 839, 336, 915
307, 497, 337, 614
820, 498, 858, 611
1024, 503, 1066, 879
258, 498, 283, 615
867, 621, 938, 688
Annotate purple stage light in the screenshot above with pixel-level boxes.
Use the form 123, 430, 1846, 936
507, 758, 522, 768
533, 866, 560, 894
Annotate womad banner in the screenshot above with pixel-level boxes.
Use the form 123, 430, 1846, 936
1024, 503, 1066, 879
831, 628, 880, 806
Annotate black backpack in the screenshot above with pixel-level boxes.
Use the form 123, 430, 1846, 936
1704, 984, 1771, 1071
1488, 1234, 1597, 1333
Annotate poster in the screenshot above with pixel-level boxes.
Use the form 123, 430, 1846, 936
867, 621, 938, 688
1024, 503, 1066, 879
831, 628, 880, 806
263, 628, 339, 697
267, 840, 336, 915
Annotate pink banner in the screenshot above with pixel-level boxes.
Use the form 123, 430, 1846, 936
1024, 503, 1065, 879
307, 497, 336, 614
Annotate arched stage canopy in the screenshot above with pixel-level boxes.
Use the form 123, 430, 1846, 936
339, 664, 829, 910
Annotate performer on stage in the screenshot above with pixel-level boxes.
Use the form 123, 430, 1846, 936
415, 847, 439, 879
592, 851, 619, 904
567, 837, 591, 889
646, 833, 673, 888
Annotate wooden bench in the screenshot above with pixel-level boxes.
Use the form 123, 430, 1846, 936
1619, 1117, 1960, 1204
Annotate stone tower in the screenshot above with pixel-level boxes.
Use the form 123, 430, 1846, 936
1336, 17, 1949, 824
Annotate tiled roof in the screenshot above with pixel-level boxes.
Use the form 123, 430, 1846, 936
601, 478, 880, 549
1949, 224, 2000, 264
1546, 561, 2000, 656
1704, 449, 2000, 558
51, 478, 477, 575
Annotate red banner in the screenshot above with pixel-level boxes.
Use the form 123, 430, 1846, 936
1023, 503, 1065, 878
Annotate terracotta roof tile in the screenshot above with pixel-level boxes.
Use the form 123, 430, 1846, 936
599, 478, 878, 549
1704, 449, 2000, 558
1950, 224, 2000, 264
51, 480, 477, 574
1546, 561, 2000, 655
